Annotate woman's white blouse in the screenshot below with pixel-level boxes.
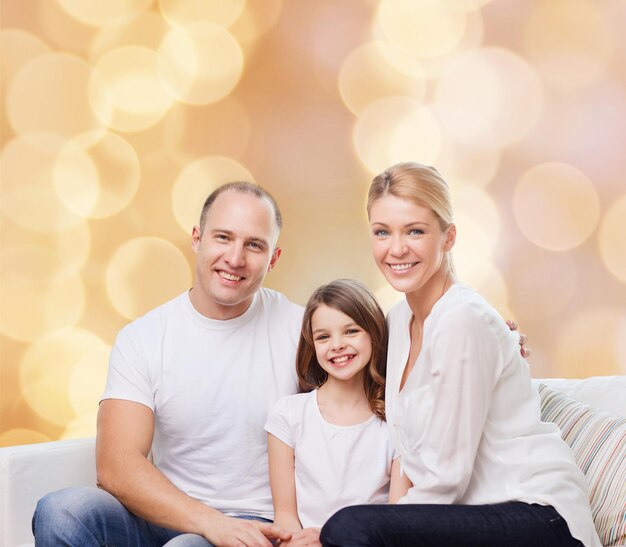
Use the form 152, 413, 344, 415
385, 283, 601, 547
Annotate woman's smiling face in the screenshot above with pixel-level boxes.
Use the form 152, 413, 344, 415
369, 194, 455, 296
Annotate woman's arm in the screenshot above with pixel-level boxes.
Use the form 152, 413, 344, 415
388, 458, 412, 503
268, 433, 303, 535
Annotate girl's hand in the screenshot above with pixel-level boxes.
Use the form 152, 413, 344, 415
279, 527, 321, 546
506, 320, 531, 358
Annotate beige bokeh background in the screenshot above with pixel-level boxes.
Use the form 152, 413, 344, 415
1, 0, 625, 447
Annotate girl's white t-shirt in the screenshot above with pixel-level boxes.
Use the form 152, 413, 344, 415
265, 389, 396, 529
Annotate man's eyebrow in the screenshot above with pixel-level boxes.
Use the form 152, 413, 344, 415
211, 229, 270, 246
248, 236, 270, 246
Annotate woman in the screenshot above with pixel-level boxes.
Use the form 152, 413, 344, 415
320, 162, 600, 547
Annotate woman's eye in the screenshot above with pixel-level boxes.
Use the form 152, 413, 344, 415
374, 229, 389, 237
409, 229, 424, 236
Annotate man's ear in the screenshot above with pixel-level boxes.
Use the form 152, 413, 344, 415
191, 225, 201, 253
268, 247, 282, 271
444, 223, 456, 252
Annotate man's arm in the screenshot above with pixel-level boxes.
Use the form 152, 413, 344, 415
97, 399, 291, 547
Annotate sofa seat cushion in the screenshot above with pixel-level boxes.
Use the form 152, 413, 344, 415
538, 384, 626, 547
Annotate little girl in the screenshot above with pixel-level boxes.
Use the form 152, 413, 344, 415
264, 279, 411, 545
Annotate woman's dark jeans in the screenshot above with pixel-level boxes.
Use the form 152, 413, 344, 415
320, 502, 584, 547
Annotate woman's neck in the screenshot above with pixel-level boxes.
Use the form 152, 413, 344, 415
406, 267, 455, 325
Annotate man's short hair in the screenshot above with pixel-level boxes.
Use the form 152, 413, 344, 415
199, 181, 283, 233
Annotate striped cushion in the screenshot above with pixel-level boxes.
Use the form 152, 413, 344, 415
538, 384, 626, 547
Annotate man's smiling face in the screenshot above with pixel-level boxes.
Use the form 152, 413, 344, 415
190, 190, 281, 320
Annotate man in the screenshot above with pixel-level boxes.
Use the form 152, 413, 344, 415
33, 182, 304, 546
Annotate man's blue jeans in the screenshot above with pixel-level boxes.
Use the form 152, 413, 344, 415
32, 486, 271, 546
319, 502, 584, 547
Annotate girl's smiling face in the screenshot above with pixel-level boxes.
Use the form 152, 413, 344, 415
311, 304, 372, 385
369, 194, 455, 296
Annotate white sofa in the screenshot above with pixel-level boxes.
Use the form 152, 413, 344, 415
1, 376, 625, 547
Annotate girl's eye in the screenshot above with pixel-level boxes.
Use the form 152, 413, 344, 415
346, 328, 360, 335
315, 334, 329, 341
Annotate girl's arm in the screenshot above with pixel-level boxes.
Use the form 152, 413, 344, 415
268, 433, 303, 535
388, 458, 412, 503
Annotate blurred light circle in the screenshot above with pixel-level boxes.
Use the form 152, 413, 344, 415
32, 0, 95, 56
376, 0, 467, 58
0, 219, 91, 284
436, 140, 500, 189
230, 0, 283, 47
523, 0, 614, 89
159, 0, 246, 28
172, 156, 255, 233
377, 7, 484, 82
60, 414, 98, 440
90, 46, 174, 132
555, 307, 625, 377
434, 48, 544, 147
53, 131, 141, 218
0, 271, 85, 342
57, 0, 153, 27
353, 97, 441, 174
338, 41, 426, 116
513, 162, 600, 251
374, 283, 404, 314
508, 247, 577, 321
453, 186, 500, 257
435, 0, 494, 13
7, 52, 110, 139
69, 345, 110, 417
0, 134, 83, 232
389, 107, 442, 168
0, 429, 51, 447
163, 98, 251, 165
598, 194, 626, 284
157, 22, 244, 105
19, 328, 108, 425
106, 237, 192, 320
90, 12, 169, 60
0, 30, 50, 96
455, 256, 510, 316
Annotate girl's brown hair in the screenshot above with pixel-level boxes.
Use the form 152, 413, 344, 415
296, 279, 388, 420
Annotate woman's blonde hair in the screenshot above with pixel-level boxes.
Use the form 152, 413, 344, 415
367, 162, 455, 271
296, 279, 387, 420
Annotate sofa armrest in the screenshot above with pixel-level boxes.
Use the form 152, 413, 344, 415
0, 437, 96, 547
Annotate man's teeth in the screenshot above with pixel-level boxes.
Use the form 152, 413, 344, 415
331, 355, 353, 364
220, 271, 243, 281
390, 263, 415, 271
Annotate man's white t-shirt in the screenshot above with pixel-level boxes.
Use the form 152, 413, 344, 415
265, 389, 397, 529
101, 288, 303, 519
